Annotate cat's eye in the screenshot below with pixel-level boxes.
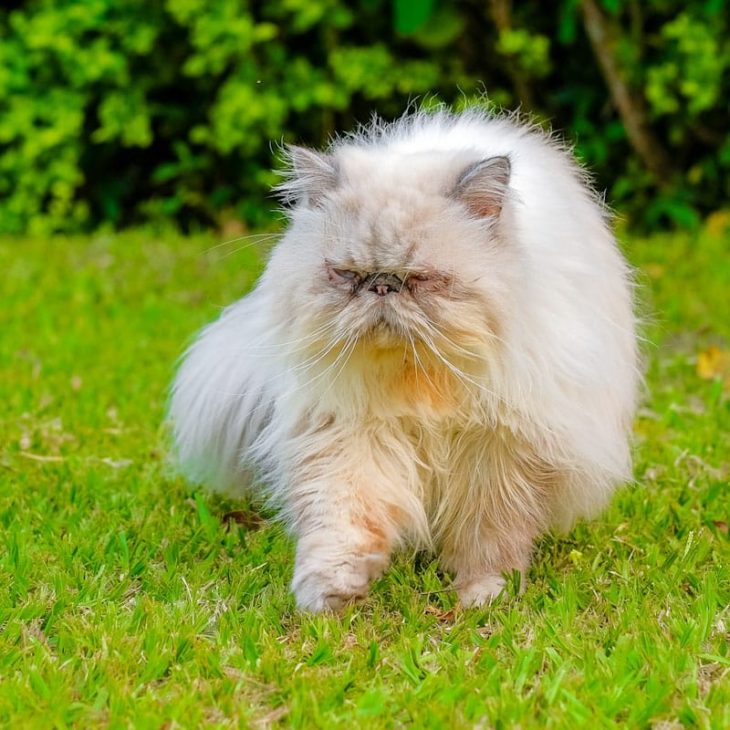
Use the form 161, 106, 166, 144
325, 262, 362, 286
332, 268, 359, 281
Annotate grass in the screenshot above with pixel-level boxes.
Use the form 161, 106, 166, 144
1, 225, 728, 729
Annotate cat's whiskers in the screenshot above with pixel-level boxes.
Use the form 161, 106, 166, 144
217, 235, 282, 261
416, 326, 506, 406
408, 332, 439, 397
273, 332, 360, 410
213, 325, 343, 396
216, 330, 353, 417
286, 331, 352, 375
225, 320, 338, 355
314, 333, 360, 402
421, 321, 484, 361
203, 231, 281, 256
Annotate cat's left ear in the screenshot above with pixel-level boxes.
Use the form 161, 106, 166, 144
452, 156, 511, 219
278, 145, 338, 208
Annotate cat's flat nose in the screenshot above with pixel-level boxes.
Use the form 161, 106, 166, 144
367, 272, 402, 296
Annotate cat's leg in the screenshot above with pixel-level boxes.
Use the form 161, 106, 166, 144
291, 507, 393, 613
449, 524, 536, 606
284, 425, 423, 612
438, 431, 554, 606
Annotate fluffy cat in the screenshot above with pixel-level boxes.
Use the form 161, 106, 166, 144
169, 109, 639, 612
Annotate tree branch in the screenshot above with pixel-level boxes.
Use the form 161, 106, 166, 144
488, 0, 535, 111
580, 0, 674, 182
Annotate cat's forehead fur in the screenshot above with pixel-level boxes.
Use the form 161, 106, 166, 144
291, 146, 498, 271
326, 150, 469, 261
336, 146, 479, 197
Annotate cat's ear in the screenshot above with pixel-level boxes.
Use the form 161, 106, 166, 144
278, 145, 338, 208
452, 156, 511, 219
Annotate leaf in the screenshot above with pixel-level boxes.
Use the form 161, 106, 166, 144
704, 210, 730, 237
696, 345, 730, 387
558, 0, 579, 44
644, 263, 666, 279
569, 549, 584, 565
394, 0, 435, 34
424, 604, 456, 622
221, 509, 265, 531
409, 6, 464, 49
194, 492, 220, 538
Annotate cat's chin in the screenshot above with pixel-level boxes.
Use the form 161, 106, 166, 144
360, 318, 407, 351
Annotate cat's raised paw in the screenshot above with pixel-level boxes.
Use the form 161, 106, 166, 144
291, 551, 386, 612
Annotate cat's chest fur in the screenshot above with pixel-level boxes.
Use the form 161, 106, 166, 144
325, 353, 495, 493
328, 343, 481, 422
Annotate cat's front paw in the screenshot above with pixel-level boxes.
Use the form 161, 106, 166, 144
291, 546, 388, 612
457, 573, 507, 607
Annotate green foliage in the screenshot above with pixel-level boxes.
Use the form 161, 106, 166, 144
0, 0, 727, 233
1, 228, 729, 725
646, 13, 724, 117
495, 28, 552, 78
393, 0, 435, 34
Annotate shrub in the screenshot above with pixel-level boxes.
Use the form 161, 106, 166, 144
0, 0, 727, 234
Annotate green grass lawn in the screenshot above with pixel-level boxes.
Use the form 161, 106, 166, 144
1, 226, 728, 729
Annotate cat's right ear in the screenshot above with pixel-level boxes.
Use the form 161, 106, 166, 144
277, 145, 338, 208
452, 156, 511, 219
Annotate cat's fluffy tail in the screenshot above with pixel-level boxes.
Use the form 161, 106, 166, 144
168, 292, 273, 493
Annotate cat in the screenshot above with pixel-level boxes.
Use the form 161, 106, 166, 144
169, 109, 639, 612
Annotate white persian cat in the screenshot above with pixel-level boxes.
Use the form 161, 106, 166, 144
170, 109, 639, 611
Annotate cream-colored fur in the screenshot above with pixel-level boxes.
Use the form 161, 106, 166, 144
169, 109, 639, 611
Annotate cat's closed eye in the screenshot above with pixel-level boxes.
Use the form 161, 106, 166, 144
325, 262, 362, 285
332, 268, 359, 281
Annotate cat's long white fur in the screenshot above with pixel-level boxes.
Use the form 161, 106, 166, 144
170, 109, 639, 611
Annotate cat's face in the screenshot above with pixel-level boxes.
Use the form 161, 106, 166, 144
270, 147, 516, 362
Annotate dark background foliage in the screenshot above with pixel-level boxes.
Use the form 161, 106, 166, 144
0, 0, 727, 234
